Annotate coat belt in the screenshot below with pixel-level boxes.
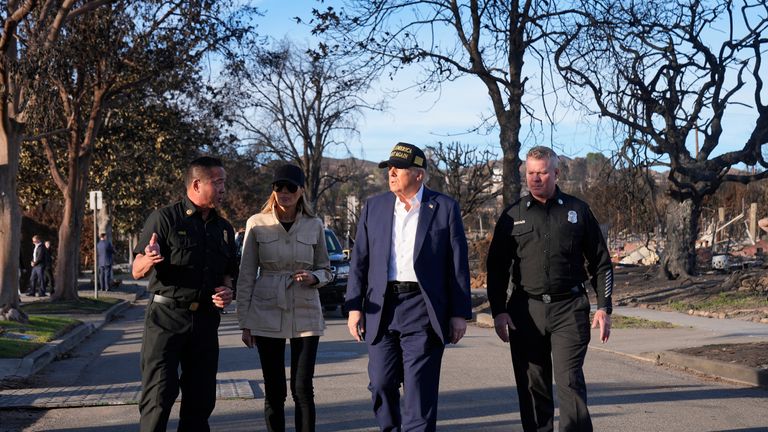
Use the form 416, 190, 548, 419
260, 270, 304, 310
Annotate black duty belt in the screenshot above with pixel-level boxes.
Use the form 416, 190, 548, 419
387, 281, 420, 294
152, 294, 200, 311
524, 286, 584, 304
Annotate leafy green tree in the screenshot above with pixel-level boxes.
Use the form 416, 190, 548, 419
13, 0, 254, 302
1, 0, 123, 321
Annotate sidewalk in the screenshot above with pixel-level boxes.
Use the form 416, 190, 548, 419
476, 305, 768, 387
0, 277, 147, 382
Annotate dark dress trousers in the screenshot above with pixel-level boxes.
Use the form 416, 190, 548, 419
346, 187, 472, 431
29, 243, 48, 296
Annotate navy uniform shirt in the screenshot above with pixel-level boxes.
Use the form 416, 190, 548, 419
486, 187, 613, 317
135, 196, 237, 303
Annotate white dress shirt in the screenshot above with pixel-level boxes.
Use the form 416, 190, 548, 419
33, 243, 42, 264
388, 185, 424, 282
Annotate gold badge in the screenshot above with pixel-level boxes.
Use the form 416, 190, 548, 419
185, 209, 194, 216
414, 156, 424, 167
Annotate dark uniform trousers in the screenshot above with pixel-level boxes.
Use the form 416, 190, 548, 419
508, 292, 592, 432
367, 290, 445, 432
139, 297, 221, 432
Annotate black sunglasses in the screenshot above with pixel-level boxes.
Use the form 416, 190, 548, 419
273, 181, 299, 193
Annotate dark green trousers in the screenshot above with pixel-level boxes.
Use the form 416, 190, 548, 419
508, 293, 592, 432
139, 300, 221, 432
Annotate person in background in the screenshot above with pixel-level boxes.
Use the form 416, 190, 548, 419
486, 146, 613, 432
237, 163, 331, 432
97, 233, 115, 292
44, 240, 55, 294
29, 235, 48, 297
132, 156, 236, 432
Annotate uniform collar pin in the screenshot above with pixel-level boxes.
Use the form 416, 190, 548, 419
185, 209, 194, 216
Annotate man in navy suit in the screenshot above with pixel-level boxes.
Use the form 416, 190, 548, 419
345, 142, 472, 432
96, 233, 115, 291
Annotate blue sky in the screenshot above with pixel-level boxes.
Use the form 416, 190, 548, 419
252, 1, 760, 167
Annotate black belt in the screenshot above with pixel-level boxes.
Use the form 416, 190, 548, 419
387, 281, 420, 294
152, 294, 200, 311
524, 286, 584, 304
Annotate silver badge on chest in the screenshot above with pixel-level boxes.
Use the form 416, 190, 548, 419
567, 210, 578, 224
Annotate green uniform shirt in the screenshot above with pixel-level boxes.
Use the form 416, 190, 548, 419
486, 187, 613, 316
135, 196, 237, 303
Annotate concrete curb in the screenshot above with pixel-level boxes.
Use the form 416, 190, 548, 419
0, 299, 131, 381
657, 350, 768, 388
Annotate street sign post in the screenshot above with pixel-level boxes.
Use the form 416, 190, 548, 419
89, 191, 102, 299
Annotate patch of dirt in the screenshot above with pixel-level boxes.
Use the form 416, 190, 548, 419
674, 342, 768, 370
613, 264, 768, 369
470, 262, 768, 369
613, 265, 768, 324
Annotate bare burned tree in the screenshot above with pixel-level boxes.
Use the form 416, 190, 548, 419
225, 40, 382, 209
309, 1, 587, 205
584, 152, 666, 246
426, 141, 501, 220
555, 0, 768, 278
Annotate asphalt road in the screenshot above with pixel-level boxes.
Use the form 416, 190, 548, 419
2, 301, 767, 432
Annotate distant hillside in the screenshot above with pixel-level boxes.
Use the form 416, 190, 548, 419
323, 152, 673, 194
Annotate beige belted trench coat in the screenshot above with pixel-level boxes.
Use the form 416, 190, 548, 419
236, 210, 332, 338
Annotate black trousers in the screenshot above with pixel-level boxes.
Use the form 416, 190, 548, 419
255, 335, 320, 432
508, 293, 592, 432
44, 266, 54, 292
29, 266, 46, 296
139, 301, 221, 432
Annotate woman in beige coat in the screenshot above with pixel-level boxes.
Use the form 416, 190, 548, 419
237, 164, 331, 432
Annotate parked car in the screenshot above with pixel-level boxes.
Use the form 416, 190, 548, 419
321, 228, 350, 317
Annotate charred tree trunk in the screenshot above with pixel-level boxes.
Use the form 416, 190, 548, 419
660, 198, 700, 279
499, 113, 523, 206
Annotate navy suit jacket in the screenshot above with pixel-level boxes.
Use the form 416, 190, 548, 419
345, 187, 472, 344
97, 239, 114, 266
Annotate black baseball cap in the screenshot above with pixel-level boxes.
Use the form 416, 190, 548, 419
272, 164, 305, 187
378, 142, 427, 169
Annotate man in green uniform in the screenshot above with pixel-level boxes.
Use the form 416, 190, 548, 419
486, 146, 613, 432
132, 156, 236, 432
